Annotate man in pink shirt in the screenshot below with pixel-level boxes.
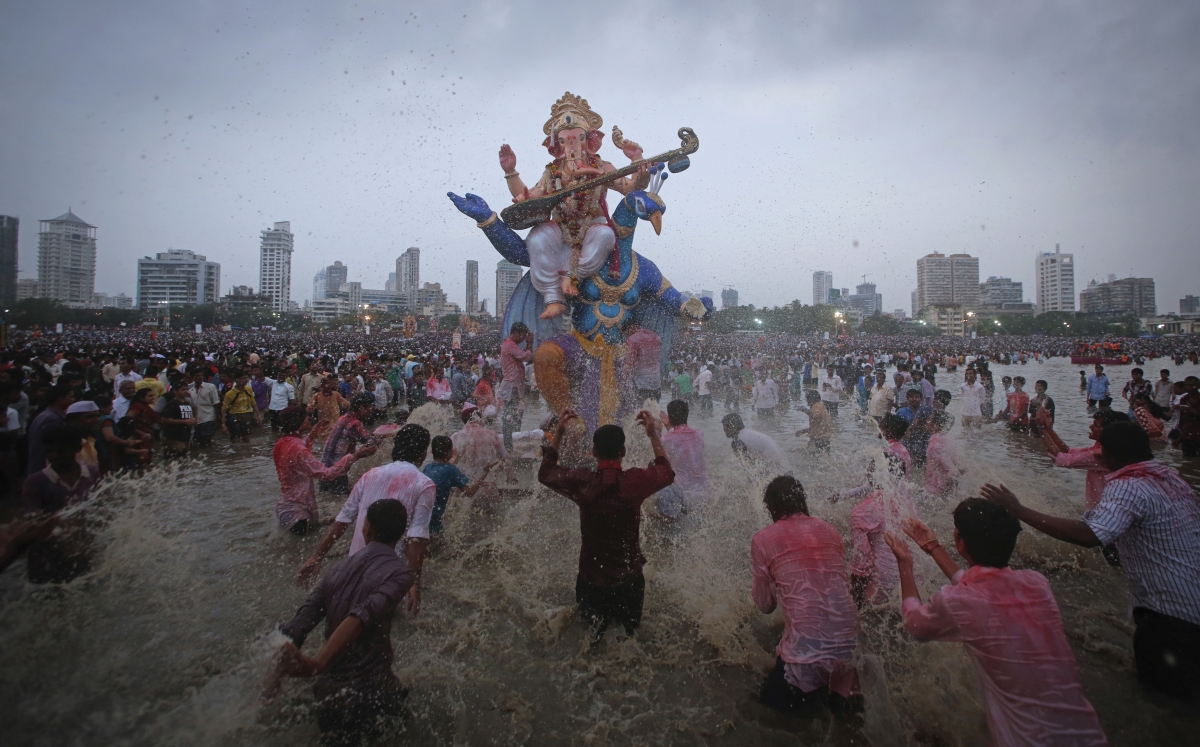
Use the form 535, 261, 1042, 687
752, 476, 860, 712
830, 467, 922, 608
424, 365, 452, 404
499, 322, 535, 450
653, 400, 708, 522
451, 403, 508, 502
878, 414, 912, 477
885, 501, 1108, 746
273, 408, 377, 535
1037, 408, 1129, 511
624, 325, 663, 403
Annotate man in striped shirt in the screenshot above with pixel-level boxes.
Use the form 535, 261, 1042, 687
981, 421, 1200, 698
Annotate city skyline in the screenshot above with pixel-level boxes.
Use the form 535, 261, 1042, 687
2, 3, 1196, 317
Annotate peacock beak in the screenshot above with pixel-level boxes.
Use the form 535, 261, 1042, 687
649, 212, 662, 235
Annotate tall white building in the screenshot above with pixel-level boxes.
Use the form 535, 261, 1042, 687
385, 272, 397, 292
496, 260, 524, 319
325, 261, 347, 297
397, 247, 420, 292
1035, 244, 1075, 314
312, 268, 327, 301
465, 260, 479, 314
259, 221, 293, 312
136, 249, 221, 311
37, 209, 96, 306
915, 253, 979, 313
812, 270, 833, 305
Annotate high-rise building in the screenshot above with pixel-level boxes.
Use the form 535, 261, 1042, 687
1035, 244, 1075, 314
136, 249, 221, 311
397, 248, 420, 292
915, 253, 979, 313
721, 288, 738, 308
0, 216, 17, 310
496, 260, 524, 319
259, 221, 293, 312
812, 270, 833, 305
980, 276, 1023, 305
91, 292, 134, 309
465, 260, 479, 314
847, 282, 883, 316
911, 290, 918, 319
17, 278, 38, 301
1182, 295, 1199, 314
325, 261, 347, 297
37, 209, 96, 306
385, 272, 397, 292
1079, 277, 1155, 316
312, 268, 327, 301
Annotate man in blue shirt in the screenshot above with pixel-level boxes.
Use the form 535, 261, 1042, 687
896, 388, 929, 425
421, 435, 499, 533
1086, 364, 1110, 408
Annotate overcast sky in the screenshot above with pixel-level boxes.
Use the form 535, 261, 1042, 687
1, 1, 1197, 315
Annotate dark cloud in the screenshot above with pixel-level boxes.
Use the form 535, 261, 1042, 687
1, 1, 1196, 313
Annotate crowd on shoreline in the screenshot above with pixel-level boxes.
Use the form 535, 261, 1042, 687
0, 326, 1198, 745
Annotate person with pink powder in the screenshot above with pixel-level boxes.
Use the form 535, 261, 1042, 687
885, 501, 1108, 746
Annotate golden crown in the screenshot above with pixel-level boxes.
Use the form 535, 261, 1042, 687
543, 92, 603, 137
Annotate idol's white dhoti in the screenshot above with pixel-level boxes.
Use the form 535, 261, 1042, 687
526, 218, 615, 306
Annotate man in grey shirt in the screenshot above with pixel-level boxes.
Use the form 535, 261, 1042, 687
269, 499, 417, 745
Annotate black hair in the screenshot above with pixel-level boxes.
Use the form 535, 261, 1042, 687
93, 395, 113, 409
1035, 380, 1048, 390
1099, 420, 1154, 465
41, 425, 83, 454
593, 424, 625, 460
351, 393, 375, 410
666, 399, 689, 426
392, 423, 431, 464
1132, 394, 1168, 420
1092, 410, 1129, 428
431, 435, 453, 460
763, 476, 809, 521
365, 499, 409, 544
510, 321, 529, 336
934, 389, 952, 406
43, 383, 75, 406
279, 407, 308, 434
879, 414, 909, 440
905, 387, 923, 400
805, 389, 821, 406
953, 498, 1022, 568
1131, 368, 1143, 376
722, 412, 744, 432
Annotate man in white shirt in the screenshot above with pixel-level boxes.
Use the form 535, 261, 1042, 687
694, 364, 714, 412
189, 369, 223, 446
751, 370, 779, 418
266, 376, 296, 432
820, 365, 844, 417
959, 368, 987, 428
113, 380, 137, 421
722, 412, 790, 473
111, 358, 141, 398
297, 424, 436, 613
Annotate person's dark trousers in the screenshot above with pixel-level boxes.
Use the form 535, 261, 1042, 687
576, 572, 645, 638
825, 401, 839, 417
700, 394, 713, 411
314, 684, 406, 747
1133, 607, 1200, 698
636, 388, 661, 403
501, 399, 522, 451
759, 657, 861, 714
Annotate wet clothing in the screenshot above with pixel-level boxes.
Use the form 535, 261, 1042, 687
280, 541, 416, 738
923, 433, 958, 495
22, 464, 100, 583
422, 461, 470, 533
538, 444, 675, 587
849, 488, 921, 605
752, 513, 859, 697
624, 328, 662, 393
731, 428, 790, 472
273, 431, 357, 531
902, 566, 1108, 747
26, 407, 67, 474
336, 461, 436, 557
659, 424, 708, 509
321, 414, 375, 468
1054, 444, 1108, 511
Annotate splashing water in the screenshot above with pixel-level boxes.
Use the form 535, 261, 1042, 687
2, 359, 1198, 745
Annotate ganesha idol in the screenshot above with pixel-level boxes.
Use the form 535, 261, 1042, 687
448, 92, 712, 431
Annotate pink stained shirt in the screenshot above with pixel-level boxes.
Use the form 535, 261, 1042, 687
884, 439, 912, 476
923, 433, 958, 496
425, 376, 452, 402
751, 513, 860, 697
336, 461, 437, 556
849, 488, 922, 605
1053, 444, 1108, 510
451, 421, 507, 480
624, 327, 663, 392
500, 337, 533, 393
901, 566, 1108, 747
273, 431, 357, 531
661, 424, 708, 501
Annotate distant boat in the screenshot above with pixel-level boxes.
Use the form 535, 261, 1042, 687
1071, 355, 1127, 365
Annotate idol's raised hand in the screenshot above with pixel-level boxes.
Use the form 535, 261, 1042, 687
447, 192, 494, 223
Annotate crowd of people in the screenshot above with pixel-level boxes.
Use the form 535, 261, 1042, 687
0, 325, 1198, 744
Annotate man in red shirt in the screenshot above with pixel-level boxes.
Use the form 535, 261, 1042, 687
538, 409, 675, 641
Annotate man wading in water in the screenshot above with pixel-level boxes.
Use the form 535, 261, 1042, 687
538, 409, 675, 641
